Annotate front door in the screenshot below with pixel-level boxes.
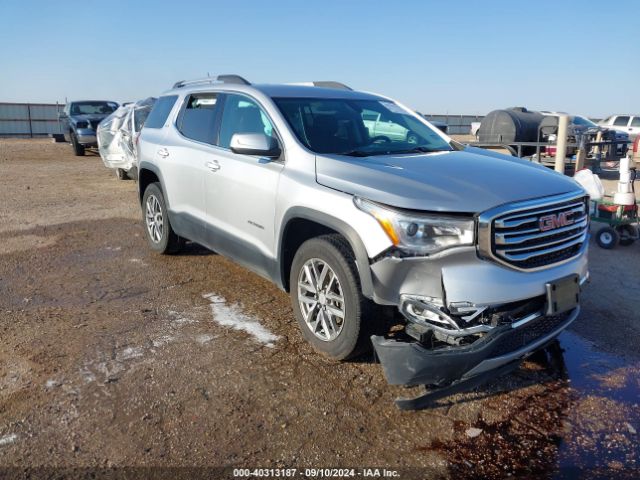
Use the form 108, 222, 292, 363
203, 93, 283, 278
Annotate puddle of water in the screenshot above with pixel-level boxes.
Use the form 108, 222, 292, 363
417, 330, 639, 477
555, 331, 640, 476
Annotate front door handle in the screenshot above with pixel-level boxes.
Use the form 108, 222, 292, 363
157, 148, 169, 158
205, 160, 220, 172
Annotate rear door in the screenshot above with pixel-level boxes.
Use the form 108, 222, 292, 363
612, 115, 630, 134
158, 92, 221, 244
203, 92, 284, 277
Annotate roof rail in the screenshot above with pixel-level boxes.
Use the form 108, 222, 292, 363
172, 74, 251, 89
288, 81, 352, 91
217, 74, 251, 85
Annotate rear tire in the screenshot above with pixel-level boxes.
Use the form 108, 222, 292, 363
617, 224, 637, 246
141, 182, 183, 254
70, 132, 85, 156
596, 226, 619, 249
290, 234, 375, 360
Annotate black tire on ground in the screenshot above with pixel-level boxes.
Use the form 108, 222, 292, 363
115, 168, 127, 180
596, 226, 619, 249
141, 182, 183, 254
290, 234, 376, 361
616, 224, 637, 246
70, 132, 85, 156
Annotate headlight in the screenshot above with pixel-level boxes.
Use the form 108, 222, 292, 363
354, 197, 475, 255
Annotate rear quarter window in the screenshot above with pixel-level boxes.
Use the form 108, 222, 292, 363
144, 95, 178, 129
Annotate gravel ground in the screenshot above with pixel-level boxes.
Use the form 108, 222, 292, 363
0, 139, 638, 479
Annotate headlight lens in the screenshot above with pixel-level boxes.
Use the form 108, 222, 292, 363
354, 197, 475, 255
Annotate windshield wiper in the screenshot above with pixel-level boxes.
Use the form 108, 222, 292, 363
395, 146, 446, 154
339, 149, 372, 157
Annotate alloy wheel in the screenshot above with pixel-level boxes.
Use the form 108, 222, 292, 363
297, 258, 346, 342
145, 194, 164, 244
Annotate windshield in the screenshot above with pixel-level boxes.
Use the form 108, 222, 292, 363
70, 101, 118, 115
273, 98, 452, 156
572, 115, 597, 127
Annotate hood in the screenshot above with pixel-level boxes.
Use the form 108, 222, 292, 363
315, 148, 583, 213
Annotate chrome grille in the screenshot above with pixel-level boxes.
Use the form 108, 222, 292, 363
480, 193, 589, 270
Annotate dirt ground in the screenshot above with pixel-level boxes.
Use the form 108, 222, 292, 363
0, 139, 638, 479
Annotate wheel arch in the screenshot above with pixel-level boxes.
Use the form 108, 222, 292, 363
278, 207, 374, 299
138, 162, 166, 206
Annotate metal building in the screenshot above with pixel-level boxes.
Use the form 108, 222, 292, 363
0, 102, 64, 137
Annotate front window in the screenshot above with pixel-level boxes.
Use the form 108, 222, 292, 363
274, 98, 452, 156
70, 101, 118, 115
218, 94, 275, 149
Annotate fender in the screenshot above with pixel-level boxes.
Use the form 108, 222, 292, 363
138, 161, 169, 206
279, 207, 374, 299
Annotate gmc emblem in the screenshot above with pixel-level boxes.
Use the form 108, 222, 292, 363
539, 212, 574, 232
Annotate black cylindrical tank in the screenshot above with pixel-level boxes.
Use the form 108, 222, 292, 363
478, 107, 544, 144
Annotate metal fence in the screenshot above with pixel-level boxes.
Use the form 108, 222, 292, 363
0, 102, 63, 137
423, 114, 484, 135
0, 104, 484, 138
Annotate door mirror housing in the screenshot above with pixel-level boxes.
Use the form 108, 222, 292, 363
230, 133, 281, 158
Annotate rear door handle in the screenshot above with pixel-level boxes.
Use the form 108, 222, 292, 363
205, 160, 220, 172
157, 148, 169, 158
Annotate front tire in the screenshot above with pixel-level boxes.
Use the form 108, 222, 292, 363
115, 168, 127, 180
290, 234, 374, 360
596, 226, 619, 249
70, 132, 85, 156
142, 183, 183, 254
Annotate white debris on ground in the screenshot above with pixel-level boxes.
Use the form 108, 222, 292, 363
465, 427, 483, 438
45, 379, 60, 389
0, 433, 17, 446
202, 293, 279, 348
195, 334, 214, 344
117, 347, 144, 361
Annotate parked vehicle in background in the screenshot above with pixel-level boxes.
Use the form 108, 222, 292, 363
59, 100, 119, 156
470, 121, 481, 138
97, 98, 156, 180
540, 112, 628, 159
599, 115, 640, 139
137, 75, 588, 407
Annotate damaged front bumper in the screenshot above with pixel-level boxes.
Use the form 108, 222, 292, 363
372, 306, 579, 387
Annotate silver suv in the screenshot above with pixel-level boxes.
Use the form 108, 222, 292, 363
138, 75, 589, 405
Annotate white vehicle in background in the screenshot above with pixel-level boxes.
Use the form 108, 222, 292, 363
97, 98, 156, 180
599, 115, 640, 139
470, 121, 481, 139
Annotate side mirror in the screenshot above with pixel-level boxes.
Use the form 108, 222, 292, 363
230, 133, 281, 158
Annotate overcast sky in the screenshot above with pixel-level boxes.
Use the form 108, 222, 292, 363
1, 0, 638, 117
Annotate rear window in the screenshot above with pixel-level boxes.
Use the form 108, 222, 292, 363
177, 93, 219, 144
145, 95, 178, 129
613, 116, 630, 126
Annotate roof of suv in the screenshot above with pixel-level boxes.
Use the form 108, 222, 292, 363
165, 80, 386, 101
